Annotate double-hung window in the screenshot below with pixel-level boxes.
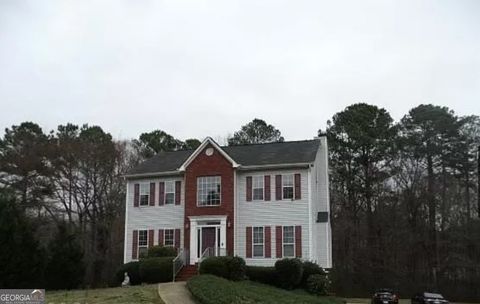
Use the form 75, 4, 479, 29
283, 226, 295, 257
252, 176, 264, 200
139, 183, 150, 206
253, 227, 264, 257
165, 181, 175, 205
164, 229, 174, 246
282, 174, 294, 199
197, 176, 221, 206
138, 230, 148, 258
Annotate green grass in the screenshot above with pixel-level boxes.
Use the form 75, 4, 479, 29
46, 284, 165, 304
187, 274, 345, 304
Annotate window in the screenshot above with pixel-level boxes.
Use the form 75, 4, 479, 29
138, 230, 148, 258
252, 176, 264, 200
165, 181, 175, 205
164, 229, 174, 246
253, 227, 264, 257
283, 226, 295, 257
197, 176, 221, 206
140, 183, 150, 206
282, 174, 294, 199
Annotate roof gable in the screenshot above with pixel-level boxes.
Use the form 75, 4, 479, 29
178, 137, 239, 171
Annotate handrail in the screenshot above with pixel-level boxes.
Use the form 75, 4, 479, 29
172, 248, 188, 282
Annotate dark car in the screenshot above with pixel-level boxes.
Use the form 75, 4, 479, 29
411, 292, 449, 304
371, 288, 399, 304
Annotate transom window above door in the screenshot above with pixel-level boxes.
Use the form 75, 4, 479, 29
197, 176, 221, 206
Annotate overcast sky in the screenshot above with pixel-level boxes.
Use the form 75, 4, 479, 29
0, 0, 479, 142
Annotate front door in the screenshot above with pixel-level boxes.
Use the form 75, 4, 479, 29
201, 227, 216, 253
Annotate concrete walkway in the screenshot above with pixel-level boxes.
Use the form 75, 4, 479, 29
158, 282, 197, 304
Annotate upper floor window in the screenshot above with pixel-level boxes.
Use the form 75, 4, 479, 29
164, 229, 174, 246
283, 226, 295, 257
197, 176, 221, 206
252, 176, 264, 200
253, 227, 264, 257
165, 181, 175, 205
282, 174, 294, 199
138, 230, 148, 257
139, 183, 150, 206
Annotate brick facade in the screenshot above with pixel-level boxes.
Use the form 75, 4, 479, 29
184, 144, 235, 256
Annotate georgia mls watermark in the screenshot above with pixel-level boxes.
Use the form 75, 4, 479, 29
0, 289, 44, 304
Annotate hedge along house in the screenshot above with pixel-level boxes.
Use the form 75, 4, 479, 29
123, 136, 332, 270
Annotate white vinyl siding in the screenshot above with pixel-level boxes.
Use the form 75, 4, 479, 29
124, 177, 185, 263
236, 170, 311, 267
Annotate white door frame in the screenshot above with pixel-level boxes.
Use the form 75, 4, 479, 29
188, 215, 227, 264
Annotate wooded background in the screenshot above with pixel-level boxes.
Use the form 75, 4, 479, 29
0, 104, 478, 300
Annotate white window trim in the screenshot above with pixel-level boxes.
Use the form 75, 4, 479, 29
139, 183, 150, 207
138, 229, 149, 258
163, 229, 175, 247
282, 226, 295, 258
281, 174, 295, 200
252, 226, 265, 258
164, 180, 176, 205
196, 176, 222, 207
252, 175, 265, 201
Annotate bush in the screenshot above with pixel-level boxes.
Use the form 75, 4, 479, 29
301, 261, 326, 287
115, 261, 141, 286
274, 258, 303, 289
199, 256, 229, 279
306, 274, 330, 296
139, 257, 173, 283
199, 256, 246, 281
226, 256, 246, 281
246, 266, 278, 286
147, 245, 177, 257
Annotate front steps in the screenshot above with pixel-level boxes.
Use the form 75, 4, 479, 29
175, 265, 198, 281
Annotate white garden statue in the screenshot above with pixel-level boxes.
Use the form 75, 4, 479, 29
121, 272, 130, 287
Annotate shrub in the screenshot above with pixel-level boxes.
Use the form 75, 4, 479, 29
301, 261, 325, 287
139, 257, 173, 283
274, 258, 303, 289
147, 245, 177, 257
306, 274, 330, 296
115, 261, 141, 286
226, 256, 246, 281
199, 256, 246, 281
246, 266, 278, 286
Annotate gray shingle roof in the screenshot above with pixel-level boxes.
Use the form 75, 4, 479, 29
127, 139, 320, 176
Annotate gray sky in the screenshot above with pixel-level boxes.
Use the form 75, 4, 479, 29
1, 0, 479, 142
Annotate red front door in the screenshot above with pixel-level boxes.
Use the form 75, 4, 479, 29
201, 227, 216, 253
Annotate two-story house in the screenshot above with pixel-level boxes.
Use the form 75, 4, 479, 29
123, 136, 332, 271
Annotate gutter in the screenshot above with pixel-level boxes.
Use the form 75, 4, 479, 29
237, 163, 312, 171
123, 170, 183, 179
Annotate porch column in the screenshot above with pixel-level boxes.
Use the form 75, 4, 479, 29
189, 220, 197, 265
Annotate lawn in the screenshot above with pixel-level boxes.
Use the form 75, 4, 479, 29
46, 284, 165, 304
187, 274, 345, 304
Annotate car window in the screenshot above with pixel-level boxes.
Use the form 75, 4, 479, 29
424, 293, 443, 299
